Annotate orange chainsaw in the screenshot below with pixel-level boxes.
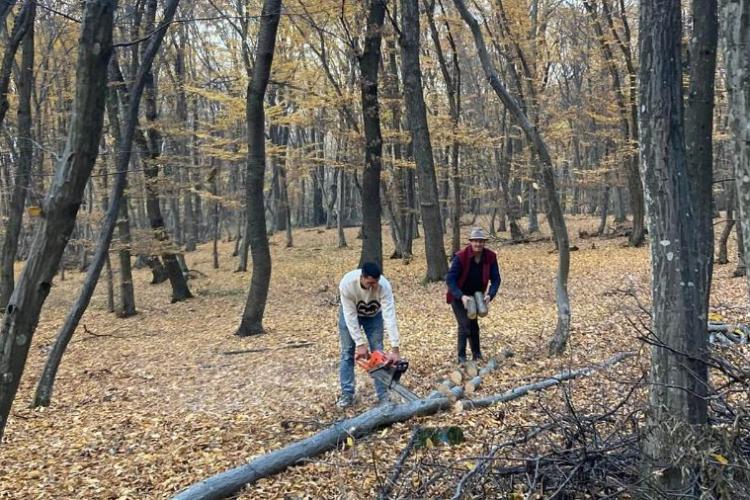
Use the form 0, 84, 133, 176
356, 351, 420, 402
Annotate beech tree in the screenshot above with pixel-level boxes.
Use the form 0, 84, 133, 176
0, 0, 115, 440
236, 0, 282, 336
639, 0, 716, 494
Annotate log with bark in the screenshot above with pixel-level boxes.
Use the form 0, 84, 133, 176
173, 352, 634, 499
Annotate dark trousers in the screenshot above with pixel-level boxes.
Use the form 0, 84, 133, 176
451, 300, 481, 360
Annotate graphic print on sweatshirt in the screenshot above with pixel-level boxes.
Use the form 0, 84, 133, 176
356, 299, 381, 317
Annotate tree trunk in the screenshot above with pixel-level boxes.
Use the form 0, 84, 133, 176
356, 0, 387, 270
0, 2, 34, 311
717, 187, 734, 265
499, 139, 524, 242
527, 180, 539, 233
735, 206, 747, 277
401, 0, 448, 281
425, 0, 461, 256
584, 0, 645, 246
384, 30, 411, 259
236, 0, 281, 337
32, 2, 180, 408
175, 26, 196, 252
454, 0, 571, 354
596, 185, 610, 236
116, 199, 137, 317
312, 165, 325, 226
685, 0, 718, 313
337, 168, 347, 248
613, 186, 626, 222
0, 0, 114, 439
725, 0, 750, 287
211, 163, 221, 269
0, 1, 32, 129
107, 58, 137, 317
639, 0, 710, 494
99, 159, 114, 314
138, 0, 191, 303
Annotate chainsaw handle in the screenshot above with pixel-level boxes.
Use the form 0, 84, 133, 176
356, 350, 389, 371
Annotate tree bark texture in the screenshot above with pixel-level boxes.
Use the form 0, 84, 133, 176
0, 1, 32, 129
138, 0, 192, 303
236, 0, 282, 337
0, 0, 115, 440
685, 0, 718, 313
401, 0, 448, 281
639, 0, 709, 494
725, 0, 750, 296
0, 1, 35, 310
356, 0, 386, 270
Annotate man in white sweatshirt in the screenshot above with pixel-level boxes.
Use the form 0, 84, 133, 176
336, 262, 401, 408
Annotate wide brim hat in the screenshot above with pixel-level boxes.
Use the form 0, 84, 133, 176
468, 227, 489, 241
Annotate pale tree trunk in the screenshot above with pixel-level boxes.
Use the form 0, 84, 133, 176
356, 0, 386, 270
454, 0, 571, 354
640, 0, 712, 495
32, 2, 180, 408
0, 1, 34, 311
401, 0, 448, 281
236, 0, 281, 337
0, 0, 114, 439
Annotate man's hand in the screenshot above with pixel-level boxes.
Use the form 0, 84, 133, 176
386, 347, 400, 364
355, 344, 369, 360
461, 295, 471, 308
484, 294, 491, 305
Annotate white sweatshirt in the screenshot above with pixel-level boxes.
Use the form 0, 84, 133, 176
338, 269, 400, 348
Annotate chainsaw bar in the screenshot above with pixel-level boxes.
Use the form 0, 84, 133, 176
369, 361, 420, 402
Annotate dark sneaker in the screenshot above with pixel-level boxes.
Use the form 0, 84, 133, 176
336, 393, 354, 408
472, 354, 484, 362
458, 356, 467, 365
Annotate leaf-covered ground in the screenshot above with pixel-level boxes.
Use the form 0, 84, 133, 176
2, 216, 748, 498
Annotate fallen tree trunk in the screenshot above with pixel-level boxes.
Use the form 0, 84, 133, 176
173, 352, 634, 500
461, 351, 634, 410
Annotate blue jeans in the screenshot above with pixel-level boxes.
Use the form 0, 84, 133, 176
339, 305, 388, 400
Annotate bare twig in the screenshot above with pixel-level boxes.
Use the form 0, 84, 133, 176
379, 425, 422, 499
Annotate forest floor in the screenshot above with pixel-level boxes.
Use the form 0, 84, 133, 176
1, 215, 748, 499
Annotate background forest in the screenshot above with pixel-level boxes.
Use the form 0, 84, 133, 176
1, 0, 749, 498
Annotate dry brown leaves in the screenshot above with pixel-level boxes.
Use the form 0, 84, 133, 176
1, 215, 748, 498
